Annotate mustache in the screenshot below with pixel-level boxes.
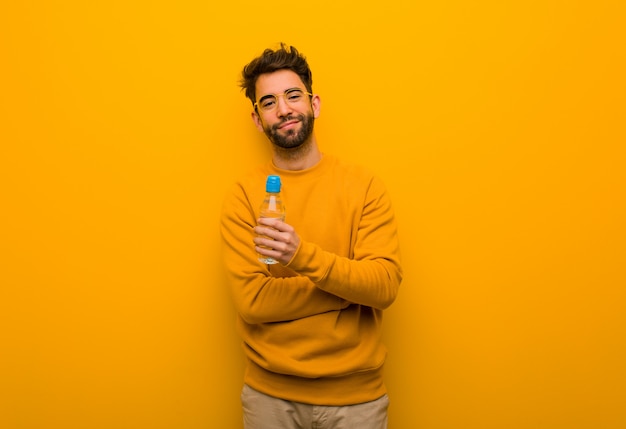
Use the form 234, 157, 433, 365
272, 115, 303, 131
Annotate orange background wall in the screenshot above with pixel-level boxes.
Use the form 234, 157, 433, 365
1, 1, 624, 428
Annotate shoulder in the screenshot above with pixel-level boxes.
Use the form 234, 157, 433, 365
226, 163, 273, 192
222, 164, 272, 209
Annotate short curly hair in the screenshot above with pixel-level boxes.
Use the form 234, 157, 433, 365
240, 43, 313, 106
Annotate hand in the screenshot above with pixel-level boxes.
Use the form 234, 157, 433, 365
253, 218, 301, 265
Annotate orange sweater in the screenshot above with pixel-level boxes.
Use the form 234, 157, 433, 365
220, 154, 403, 405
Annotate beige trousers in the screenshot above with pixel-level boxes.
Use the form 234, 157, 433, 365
241, 384, 389, 429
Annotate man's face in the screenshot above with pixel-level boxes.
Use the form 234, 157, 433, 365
252, 69, 320, 150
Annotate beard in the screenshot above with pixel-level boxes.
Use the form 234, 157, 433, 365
263, 112, 315, 150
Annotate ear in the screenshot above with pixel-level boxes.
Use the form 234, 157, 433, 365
251, 110, 265, 133
311, 94, 321, 119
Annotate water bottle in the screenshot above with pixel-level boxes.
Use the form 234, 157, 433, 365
258, 175, 285, 264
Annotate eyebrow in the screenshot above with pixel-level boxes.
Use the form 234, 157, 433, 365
258, 87, 301, 102
258, 94, 275, 103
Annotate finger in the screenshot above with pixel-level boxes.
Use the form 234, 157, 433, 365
257, 236, 286, 251
257, 218, 291, 232
257, 217, 281, 227
253, 236, 273, 248
254, 226, 280, 240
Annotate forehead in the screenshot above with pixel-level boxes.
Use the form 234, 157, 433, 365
255, 69, 305, 97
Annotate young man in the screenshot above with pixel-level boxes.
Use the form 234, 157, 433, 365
220, 44, 403, 429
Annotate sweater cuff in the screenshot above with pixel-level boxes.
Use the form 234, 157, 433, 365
285, 240, 330, 283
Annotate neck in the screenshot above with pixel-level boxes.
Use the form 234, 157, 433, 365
272, 136, 322, 171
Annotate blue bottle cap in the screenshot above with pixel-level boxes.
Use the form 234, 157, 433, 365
266, 175, 281, 193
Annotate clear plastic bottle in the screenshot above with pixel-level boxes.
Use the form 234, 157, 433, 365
258, 175, 285, 265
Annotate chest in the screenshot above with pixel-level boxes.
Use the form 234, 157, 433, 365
280, 179, 364, 258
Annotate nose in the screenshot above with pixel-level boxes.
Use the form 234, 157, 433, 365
275, 95, 293, 117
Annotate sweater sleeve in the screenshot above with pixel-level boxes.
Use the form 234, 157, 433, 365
286, 176, 403, 310
220, 183, 350, 324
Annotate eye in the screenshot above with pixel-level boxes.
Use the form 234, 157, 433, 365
286, 89, 304, 101
260, 97, 277, 109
